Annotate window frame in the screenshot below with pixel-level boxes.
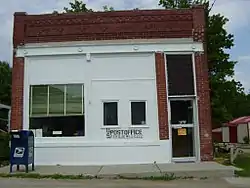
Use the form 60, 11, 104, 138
29, 84, 84, 117
129, 100, 148, 128
102, 100, 119, 128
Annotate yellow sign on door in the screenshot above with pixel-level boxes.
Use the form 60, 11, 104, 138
178, 128, 187, 136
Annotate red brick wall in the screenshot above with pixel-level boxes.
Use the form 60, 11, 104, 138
155, 53, 169, 140
11, 12, 26, 131
11, 56, 24, 130
193, 7, 213, 161
21, 9, 193, 44
195, 53, 213, 161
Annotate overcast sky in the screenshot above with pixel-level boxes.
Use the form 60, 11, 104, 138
0, 0, 250, 90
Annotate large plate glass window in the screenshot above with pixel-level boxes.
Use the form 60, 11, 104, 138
29, 84, 84, 137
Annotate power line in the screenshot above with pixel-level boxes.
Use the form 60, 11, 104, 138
209, 0, 217, 11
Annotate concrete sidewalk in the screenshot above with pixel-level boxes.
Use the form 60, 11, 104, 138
0, 178, 248, 188
224, 177, 250, 187
0, 162, 239, 178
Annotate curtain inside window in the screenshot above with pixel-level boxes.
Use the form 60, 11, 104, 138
49, 85, 65, 115
31, 85, 48, 116
66, 84, 83, 115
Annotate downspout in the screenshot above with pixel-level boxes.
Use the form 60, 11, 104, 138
8, 109, 11, 132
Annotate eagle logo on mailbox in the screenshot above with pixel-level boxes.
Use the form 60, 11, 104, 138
14, 147, 25, 158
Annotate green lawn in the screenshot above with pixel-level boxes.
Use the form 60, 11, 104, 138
234, 154, 250, 177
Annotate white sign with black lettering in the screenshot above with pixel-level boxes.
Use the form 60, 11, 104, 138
106, 128, 143, 139
14, 147, 25, 158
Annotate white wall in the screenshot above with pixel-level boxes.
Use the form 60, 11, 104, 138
34, 141, 170, 165
237, 124, 249, 143
23, 52, 171, 165
222, 127, 229, 142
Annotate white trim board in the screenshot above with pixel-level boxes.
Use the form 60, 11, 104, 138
16, 39, 204, 57
0, 103, 10, 110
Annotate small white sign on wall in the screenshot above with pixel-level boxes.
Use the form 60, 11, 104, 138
106, 128, 143, 139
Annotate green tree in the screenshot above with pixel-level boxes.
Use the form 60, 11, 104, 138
64, 0, 93, 13
159, 0, 202, 8
159, 0, 245, 126
103, 5, 114, 12
0, 61, 11, 105
64, 0, 114, 13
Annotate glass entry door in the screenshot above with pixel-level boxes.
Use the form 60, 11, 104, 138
169, 99, 197, 161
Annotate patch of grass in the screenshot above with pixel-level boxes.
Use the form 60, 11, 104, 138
0, 172, 196, 181
234, 154, 250, 177
214, 152, 231, 166
117, 173, 194, 181
200, 177, 208, 180
0, 160, 9, 167
0, 173, 97, 180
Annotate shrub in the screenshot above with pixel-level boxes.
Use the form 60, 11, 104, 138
243, 136, 250, 144
0, 132, 10, 162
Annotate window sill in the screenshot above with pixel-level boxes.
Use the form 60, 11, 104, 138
101, 126, 121, 129
129, 125, 150, 128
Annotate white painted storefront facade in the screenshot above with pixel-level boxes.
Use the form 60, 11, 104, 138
17, 39, 203, 165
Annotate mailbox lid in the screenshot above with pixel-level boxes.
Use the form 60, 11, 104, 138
11, 130, 34, 139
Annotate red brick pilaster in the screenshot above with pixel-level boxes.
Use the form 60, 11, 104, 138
193, 6, 213, 161
11, 12, 26, 130
195, 53, 213, 161
13, 12, 26, 48
155, 53, 169, 140
11, 57, 24, 130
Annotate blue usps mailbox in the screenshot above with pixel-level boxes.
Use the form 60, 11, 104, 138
10, 130, 34, 173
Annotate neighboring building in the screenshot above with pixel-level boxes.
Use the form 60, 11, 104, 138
215, 116, 250, 143
11, 6, 212, 165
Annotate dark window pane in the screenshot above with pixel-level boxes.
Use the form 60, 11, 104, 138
172, 127, 194, 157
66, 84, 83, 115
49, 85, 65, 115
131, 102, 146, 125
29, 116, 85, 137
170, 100, 193, 124
166, 55, 194, 95
103, 102, 118, 125
31, 85, 48, 116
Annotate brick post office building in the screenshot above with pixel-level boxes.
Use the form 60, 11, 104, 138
11, 6, 213, 165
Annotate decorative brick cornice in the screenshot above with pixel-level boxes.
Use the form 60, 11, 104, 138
192, 6, 206, 42
14, 9, 197, 46
27, 13, 192, 27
